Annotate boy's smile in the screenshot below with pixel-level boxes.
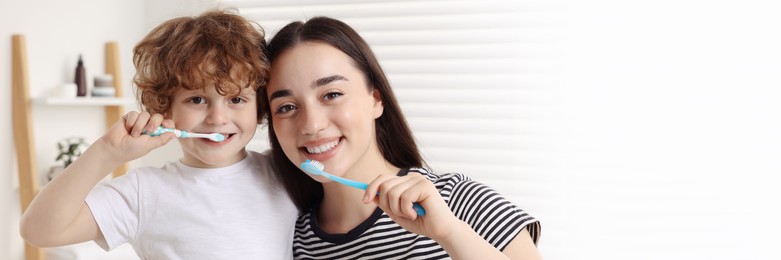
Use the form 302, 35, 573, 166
170, 83, 258, 168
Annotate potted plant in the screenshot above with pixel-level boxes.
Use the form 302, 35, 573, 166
49, 136, 88, 181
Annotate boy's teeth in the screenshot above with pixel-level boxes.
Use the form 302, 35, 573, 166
306, 140, 339, 154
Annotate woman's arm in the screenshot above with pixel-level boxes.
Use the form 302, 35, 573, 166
366, 173, 541, 259
435, 223, 541, 260
501, 228, 542, 260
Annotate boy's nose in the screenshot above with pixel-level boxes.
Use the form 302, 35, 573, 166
206, 105, 228, 125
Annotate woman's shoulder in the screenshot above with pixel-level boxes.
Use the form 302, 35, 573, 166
405, 167, 470, 183
403, 167, 477, 197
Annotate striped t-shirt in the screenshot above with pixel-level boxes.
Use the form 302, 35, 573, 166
292, 168, 541, 259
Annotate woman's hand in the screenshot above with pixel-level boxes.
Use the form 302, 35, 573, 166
363, 173, 461, 241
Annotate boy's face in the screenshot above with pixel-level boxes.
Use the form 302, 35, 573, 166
168, 83, 258, 168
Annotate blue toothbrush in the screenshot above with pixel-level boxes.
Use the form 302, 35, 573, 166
301, 159, 426, 216
143, 126, 226, 142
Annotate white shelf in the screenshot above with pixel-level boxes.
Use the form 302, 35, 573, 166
33, 97, 135, 106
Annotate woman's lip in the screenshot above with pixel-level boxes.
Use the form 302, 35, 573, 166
300, 137, 342, 148
302, 137, 342, 162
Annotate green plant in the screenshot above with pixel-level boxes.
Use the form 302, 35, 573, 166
55, 136, 88, 168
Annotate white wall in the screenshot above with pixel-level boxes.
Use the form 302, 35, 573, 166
4, 0, 781, 259
541, 0, 781, 259
0, 1, 225, 259
0, 1, 146, 258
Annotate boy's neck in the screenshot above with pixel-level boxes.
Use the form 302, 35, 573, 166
180, 149, 248, 169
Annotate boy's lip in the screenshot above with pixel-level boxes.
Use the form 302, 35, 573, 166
199, 132, 235, 146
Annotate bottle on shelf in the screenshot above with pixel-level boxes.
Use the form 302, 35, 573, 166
75, 54, 87, 97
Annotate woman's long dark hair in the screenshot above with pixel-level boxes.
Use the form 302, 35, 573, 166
262, 17, 423, 213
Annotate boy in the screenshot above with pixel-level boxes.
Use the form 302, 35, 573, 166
20, 9, 297, 259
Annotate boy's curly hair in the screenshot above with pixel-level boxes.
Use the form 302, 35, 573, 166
133, 9, 269, 119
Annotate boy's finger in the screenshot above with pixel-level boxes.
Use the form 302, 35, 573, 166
130, 112, 151, 136
161, 119, 175, 129
146, 113, 165, 133
123, 111, 139, 130
148, 132, 175, 149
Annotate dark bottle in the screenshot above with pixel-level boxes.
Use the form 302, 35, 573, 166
75, 55, 87, 96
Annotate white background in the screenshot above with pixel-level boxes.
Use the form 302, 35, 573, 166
2, 0, 780, 259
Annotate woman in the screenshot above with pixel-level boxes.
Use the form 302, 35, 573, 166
262, 16, 541, 259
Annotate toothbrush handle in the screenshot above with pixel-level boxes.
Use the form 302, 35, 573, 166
411, 203, 426, 216
328, 174, 369, 190
144, 126, 181, 137
330, 175, 426, 216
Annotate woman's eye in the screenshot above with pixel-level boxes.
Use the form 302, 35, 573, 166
189, 97, 205, 104
276, 104, 296, 114
323, 91, 343, 101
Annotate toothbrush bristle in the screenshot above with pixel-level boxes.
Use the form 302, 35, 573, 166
301, 160, 327, 176
308, 160, 325, 169
213, 134, 226, 142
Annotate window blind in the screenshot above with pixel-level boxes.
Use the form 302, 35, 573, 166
230, 0, 561, 255
232, 0, 554, 208
229, 1, 781, 259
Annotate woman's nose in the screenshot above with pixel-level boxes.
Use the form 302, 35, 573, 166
299, 107, 328, 135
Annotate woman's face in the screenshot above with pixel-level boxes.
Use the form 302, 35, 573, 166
266, 42, 384, 181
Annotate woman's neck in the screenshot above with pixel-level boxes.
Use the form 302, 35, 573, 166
317, 158, 400, 234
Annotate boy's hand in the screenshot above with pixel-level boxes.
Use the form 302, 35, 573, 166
364, 174, 462, 241
97, 111, 176, 164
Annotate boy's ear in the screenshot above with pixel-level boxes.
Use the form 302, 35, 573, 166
372, 88, 383, 119
162, 110, 172, 119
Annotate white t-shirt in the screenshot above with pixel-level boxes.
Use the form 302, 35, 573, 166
86, 150, 298, 260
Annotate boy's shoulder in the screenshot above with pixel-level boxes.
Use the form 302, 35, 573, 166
246, 149, 273, 169
248, 149, 272, 161
116, 149, 276, 183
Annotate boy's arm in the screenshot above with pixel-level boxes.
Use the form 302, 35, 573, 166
20, 146, 122, 247
19, 111, 174, 247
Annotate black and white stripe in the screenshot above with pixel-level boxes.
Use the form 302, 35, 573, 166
292, 168, 540, 259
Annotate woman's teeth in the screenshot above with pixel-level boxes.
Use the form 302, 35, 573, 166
305, 140, 339, 154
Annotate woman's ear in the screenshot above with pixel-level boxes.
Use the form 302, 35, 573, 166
372, 89, 384, 119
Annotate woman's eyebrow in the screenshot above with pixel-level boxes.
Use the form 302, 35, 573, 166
314, 75, 347, 87
269, 75, 348, 102
268, 89, 290, 102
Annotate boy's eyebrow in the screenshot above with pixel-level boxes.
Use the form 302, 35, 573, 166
269, 75, 348, 102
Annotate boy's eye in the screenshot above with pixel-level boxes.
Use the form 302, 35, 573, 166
230, 97, 244, 104
189, 97, 205, 104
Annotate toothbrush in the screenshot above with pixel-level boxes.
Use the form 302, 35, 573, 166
143, 126, 226, 142
301, 159, 426, 216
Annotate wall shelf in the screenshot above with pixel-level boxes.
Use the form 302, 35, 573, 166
11, 34, 128, 260
33, 97, 136, 106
